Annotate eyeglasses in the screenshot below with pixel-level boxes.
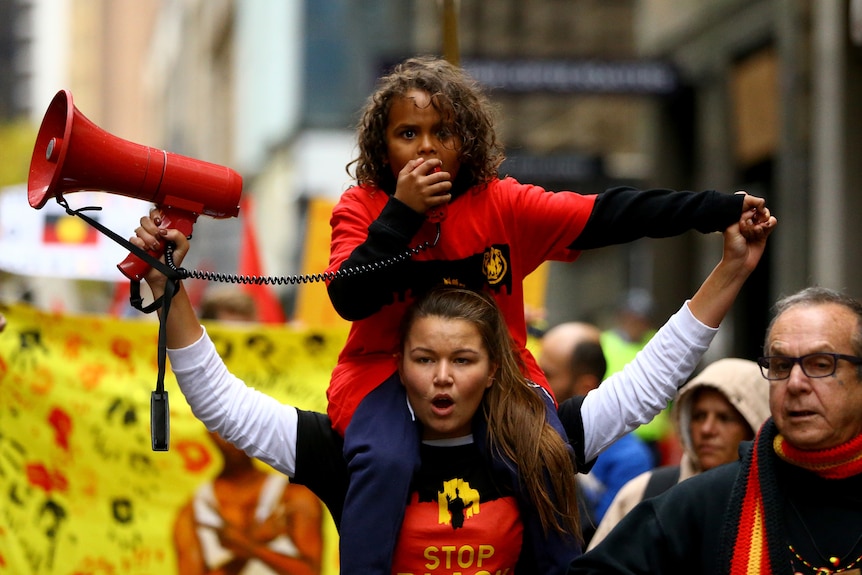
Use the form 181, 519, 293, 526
757, 353, 862, 380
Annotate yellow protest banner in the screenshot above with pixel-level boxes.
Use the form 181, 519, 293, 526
0, 303, 347, 575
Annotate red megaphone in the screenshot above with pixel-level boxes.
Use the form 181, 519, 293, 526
28, 89, 243, 281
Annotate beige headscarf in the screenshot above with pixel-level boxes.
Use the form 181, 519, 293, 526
673, 358, 771, 474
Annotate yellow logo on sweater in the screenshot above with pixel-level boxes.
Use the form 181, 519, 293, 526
482, 247, 508, 285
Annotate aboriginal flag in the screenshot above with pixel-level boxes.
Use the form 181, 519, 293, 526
43, 214, 99, 245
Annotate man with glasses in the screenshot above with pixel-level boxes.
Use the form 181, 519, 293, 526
758, 352, 862, 381
569, 286, 862, 575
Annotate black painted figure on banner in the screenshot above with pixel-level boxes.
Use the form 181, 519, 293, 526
323, 54, 774, 572
570, 286, 862, 575
129, 196, 773, 572
11, 328, 49, 372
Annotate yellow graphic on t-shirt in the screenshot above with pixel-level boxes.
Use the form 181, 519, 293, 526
482, 247, 507, 285
437, 479, 480, 528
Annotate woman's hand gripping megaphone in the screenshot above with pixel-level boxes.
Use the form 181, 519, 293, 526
130, 208, 192, 297
119, 207, 196, 281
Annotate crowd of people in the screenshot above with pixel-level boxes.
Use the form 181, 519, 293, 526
117, 53, 862, 575
570, 286, 862, 574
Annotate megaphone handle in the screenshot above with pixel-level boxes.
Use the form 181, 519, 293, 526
117, 206, 199, 281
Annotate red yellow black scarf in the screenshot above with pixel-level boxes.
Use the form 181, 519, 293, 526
774, 431, 862, 479
722, 419, 862, 575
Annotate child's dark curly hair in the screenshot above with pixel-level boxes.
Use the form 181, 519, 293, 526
348, 55, 504, 192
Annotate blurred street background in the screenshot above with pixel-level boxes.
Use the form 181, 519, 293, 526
3, 0, 862, 360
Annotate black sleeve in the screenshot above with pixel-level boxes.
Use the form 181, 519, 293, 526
327, 196, 426, 321
569, 186, 745, 250
642, 465, 681, 500
291, 409, 348, 529
568, 464, 736, 574
557, 395, 594, 473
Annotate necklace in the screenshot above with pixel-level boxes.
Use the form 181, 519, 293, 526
788, 500, 862, 574
789, 544, 862, 574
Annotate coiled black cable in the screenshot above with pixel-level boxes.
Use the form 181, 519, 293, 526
165, 223, 441, 286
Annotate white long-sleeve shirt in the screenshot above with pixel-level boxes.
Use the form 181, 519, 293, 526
168, 300, 717, 475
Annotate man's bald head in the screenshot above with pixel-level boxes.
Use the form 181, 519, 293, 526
539, 322, 604, 402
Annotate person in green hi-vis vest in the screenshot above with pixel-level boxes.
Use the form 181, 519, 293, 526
600, 289, 673, 466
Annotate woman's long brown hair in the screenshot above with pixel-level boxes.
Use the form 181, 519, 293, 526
400, 286, 581, 539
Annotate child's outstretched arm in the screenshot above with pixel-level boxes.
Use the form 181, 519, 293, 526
570, 187, 764, 249
570, 209, 777, 461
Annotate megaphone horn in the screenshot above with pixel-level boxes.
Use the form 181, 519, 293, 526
28, 89, 243, 281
